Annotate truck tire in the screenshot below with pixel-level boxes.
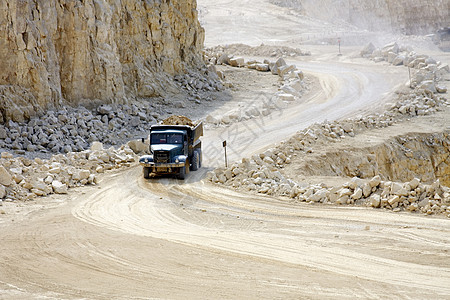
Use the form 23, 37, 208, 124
143, 167, 150, 179
178, 166, 186, 180
191, 150, 200, 171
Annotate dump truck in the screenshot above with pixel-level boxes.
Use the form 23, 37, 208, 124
139, 118, 203, 179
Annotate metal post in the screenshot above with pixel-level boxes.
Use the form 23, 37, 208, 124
408, 67, 412, 88
338, 38, 341, 55
223, 140, 228, 168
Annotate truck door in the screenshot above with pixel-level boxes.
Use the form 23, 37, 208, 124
184, 134, 188, 156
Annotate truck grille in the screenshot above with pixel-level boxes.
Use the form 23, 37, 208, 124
154, 151, 169, 163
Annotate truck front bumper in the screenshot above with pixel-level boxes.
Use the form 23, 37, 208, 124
140, 162, 186, 174
140, 162, 185, 168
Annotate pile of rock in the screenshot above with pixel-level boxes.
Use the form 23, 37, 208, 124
0, 142, 135, 203
214, 54, 302, 79
173, 69, 225, 102
0, 103, 160, 155
207, 154, 450, 217
209, 87, 449, 216
330, 177, 449, 216
204, 44, 311, 61
203, 56, 307, 127
361, 42, 449, 92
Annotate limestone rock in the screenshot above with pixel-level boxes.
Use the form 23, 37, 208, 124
0, 185, 5, 198
91, 142, 104, 151
217, 54, 232, 65
382, 42, 399, 56
351, 188, 363, 200
255, 64, 270, 72
436, 85, 447, 93
278, 65, 296, 77
229, 57, 245, 67
360, 43, 376, 57
0, 166, 12, 186
369, 175, 381, 188
409, 178, 421, 189
97, 105, 113, 115
52, 181, 68, 194
392, 55, 405, 66
128, 140, 148, 154
370, 194, 381, 208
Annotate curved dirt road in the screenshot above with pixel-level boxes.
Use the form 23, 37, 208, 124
1, 57, 449, 299
1, 165, 449, 299
204, 60, 405, 165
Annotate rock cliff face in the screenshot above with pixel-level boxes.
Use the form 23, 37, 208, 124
271, 0, 449, 35
0, 0, 205, 123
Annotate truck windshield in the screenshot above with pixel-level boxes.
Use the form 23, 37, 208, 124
151, 133, 183, 144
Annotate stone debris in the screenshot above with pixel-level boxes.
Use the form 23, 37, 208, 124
0, 143, 136, 201
360, 42, 449, 92
0, 103, 158, 155
162, 115, 195, 126
204, 44, 311, 60
202, 48, 309, 127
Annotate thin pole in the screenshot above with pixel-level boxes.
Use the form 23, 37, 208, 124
408, 67, 412, 88
223, 140, 228, 168
224, 146, 228, 168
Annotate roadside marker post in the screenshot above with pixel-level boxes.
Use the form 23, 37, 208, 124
223, 140, 228, 168
338, 37, 341, 55
408, 67, 412, 88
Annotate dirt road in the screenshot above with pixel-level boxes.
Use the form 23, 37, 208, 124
1, 0, 449, 299
1, 52, 449, 299
1, 163, 449, 299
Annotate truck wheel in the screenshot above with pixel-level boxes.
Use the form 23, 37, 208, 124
178, 166, 186, 180
191, 150, 200, 171
143, 167, 150, 179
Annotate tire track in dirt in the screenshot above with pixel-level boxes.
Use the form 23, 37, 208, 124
72, 167, 450, 298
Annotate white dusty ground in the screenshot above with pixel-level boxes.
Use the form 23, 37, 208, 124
0, 0, 449, 299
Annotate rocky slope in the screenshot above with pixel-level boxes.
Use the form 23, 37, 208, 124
0, 0, 205, 123
270, 0, 449, 35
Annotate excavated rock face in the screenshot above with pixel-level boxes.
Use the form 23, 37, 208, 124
271, 0, 449, 35
298, 132, 450, 187
0, 0, 205, 123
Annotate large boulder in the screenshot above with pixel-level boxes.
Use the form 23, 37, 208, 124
229, 57, 245, 67
381, 42, 399, 56
217, 53, 232, 65
417, 80, 437, 93
52, 181, 68, 194
392, 55, 405, 66
255, 64, 269, 72
275, 57, 287, 68
0, 166, 12, 186
90, 142, 104, 151
0, 185, 6, 198
128, 140, 148, 154
360, 42, 376, 57
278, 65, 296, 77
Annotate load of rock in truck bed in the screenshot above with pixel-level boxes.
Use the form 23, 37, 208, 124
162, 115, 196, 127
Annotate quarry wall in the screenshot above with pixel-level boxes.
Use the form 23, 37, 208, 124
0, 0, 205, 123
271, 0, 449, 35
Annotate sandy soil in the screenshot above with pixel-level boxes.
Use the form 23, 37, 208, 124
0, 0, 449, 299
